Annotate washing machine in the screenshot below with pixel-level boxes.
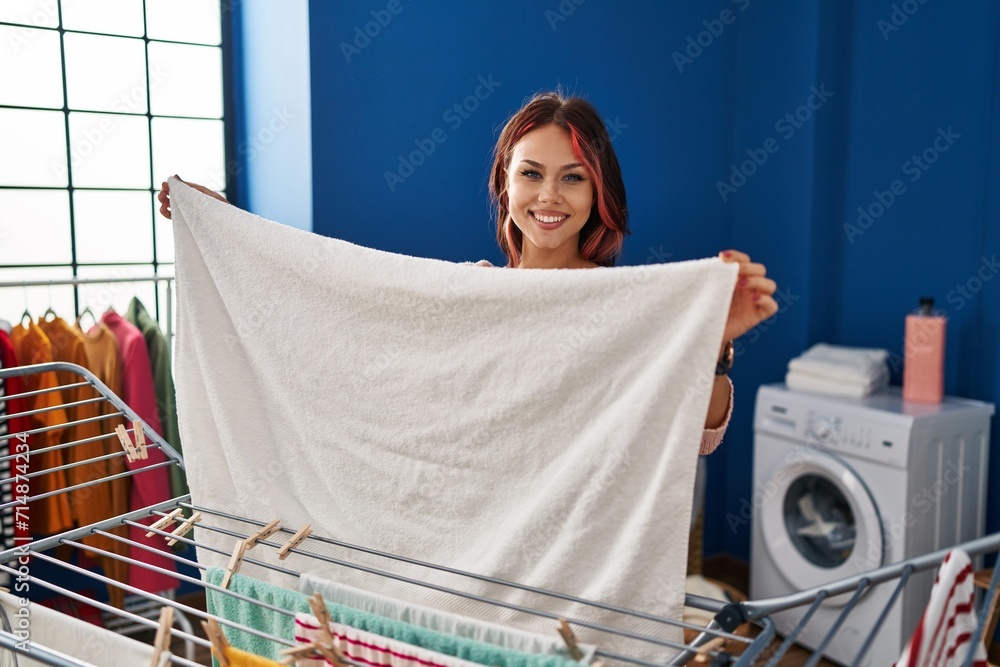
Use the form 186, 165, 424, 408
750, 383, 994, 666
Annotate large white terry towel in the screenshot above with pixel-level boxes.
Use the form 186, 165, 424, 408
168, 177, 738, 661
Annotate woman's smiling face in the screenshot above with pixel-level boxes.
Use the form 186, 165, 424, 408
506, 124, 594, 263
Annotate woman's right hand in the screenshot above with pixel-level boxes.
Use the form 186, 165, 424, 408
158, 176, 229, 219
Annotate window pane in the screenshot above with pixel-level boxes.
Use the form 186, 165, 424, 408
151, 118, 224, 191
0, 267, 75, 327
148, 42, 223, 118
61, 0, 145, 37
0, 0, 59, 28
74, 190, 153, 264
76, 264, 156, 318
0, 26, 63, 108
68, 112, 151, 188
0, 109, 68, 186
64, 33, 147, 113
0, 190, 72, 264
145, 0, 220, 45
153, 190, 174, 262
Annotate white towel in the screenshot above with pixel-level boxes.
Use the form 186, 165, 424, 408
300, 572, 596, 662
168, 178, 738, 661
895, 549, 988, 667
0, 591, 155, 666
787, 343, 889, 384
785, 366, 889, 397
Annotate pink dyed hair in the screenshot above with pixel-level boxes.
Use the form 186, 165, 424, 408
489, 91, 630, 267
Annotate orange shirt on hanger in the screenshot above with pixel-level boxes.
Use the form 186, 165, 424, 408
40, 317, 130, 606
9, 322, 73, 535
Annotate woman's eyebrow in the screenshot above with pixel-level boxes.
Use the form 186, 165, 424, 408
519, 159, 583, 171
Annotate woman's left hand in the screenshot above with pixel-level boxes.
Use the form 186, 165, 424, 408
718, 250, 779, 342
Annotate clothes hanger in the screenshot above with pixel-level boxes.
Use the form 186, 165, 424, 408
76, 305, 97, 331
43, 285, 57, 321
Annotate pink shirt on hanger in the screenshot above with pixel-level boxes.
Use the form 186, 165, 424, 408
100, 311, 179, 594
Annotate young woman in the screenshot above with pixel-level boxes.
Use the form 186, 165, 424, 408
158, 91, 779, 453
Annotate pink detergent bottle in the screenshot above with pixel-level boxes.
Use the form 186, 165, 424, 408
902, 297, 946, 404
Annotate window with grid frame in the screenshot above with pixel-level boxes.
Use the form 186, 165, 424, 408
0, 0, 229, 324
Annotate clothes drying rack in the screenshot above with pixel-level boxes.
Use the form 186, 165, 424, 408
0, 362, 997, 667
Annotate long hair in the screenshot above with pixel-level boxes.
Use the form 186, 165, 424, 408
489, 91, 630, 267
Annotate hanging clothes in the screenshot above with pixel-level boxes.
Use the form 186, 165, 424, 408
9, 322, 73, 535
293, 613, 493, 667
77, 321, 132, 608
125, 297, 187, 498
98, 310, 178, 594
37, 316, 130, 607
0, 330, 32, 580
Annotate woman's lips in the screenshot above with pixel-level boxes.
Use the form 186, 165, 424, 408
531, 210, 569, 229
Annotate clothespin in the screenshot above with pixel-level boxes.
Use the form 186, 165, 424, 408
557, 619, 584, 661
202, 618, 231, 667
220, 539, 247, 590
692, 636, 727, 663
145, 508, 184, 538
132, 420, 148, 459
245, 519, 281, 549
276, 524, 312, 560
166, 512, 201, 546
309, 592, 335, 646
115, 424, 139, 463
280, 638, 344, 666
150, 606, 174, 667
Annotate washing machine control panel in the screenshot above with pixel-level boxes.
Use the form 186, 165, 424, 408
806, 413, 873, 449
796, 410, 909, 466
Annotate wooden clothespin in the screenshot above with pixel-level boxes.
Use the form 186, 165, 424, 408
280, 639, 344, 666
166, 512, 202, 546
202, 617, 231, 667
132, 420, 148, 459
115, 424, 139, 463
692, 636, 727, 663
150, 606, 174, 667
276, 524, 312, 560
145, 508, 184, 538
557, 619, 584, 661
220, 539, 247, 590
245, 519, 281, 549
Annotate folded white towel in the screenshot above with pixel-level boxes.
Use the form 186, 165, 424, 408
168, 178, 738, 663
786, 366, 889, 397
787, 343, 890, 384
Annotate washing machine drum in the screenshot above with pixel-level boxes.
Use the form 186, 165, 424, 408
761, 445, 885, 595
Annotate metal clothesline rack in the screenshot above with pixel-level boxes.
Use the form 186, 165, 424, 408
0, 361, 997, 666
1, 274, 177, 346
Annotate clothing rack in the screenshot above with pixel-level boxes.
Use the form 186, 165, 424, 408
0, 275, 176, 347
0, 362, 997, 666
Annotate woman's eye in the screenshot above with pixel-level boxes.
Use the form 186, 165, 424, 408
519, 169, 541, 179
563, 173, 586, 182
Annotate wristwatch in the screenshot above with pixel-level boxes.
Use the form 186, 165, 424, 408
715, 339, 735, 376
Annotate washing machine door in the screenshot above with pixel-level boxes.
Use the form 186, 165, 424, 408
761, 445, 884, 596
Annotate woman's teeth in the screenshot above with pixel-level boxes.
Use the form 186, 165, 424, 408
532, 212, 568, 224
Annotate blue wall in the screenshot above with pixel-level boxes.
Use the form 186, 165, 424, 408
290, 0, 999, 561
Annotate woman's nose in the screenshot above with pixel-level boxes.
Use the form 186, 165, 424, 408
538, 179, 562, 203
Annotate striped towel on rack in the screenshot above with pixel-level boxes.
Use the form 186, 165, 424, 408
168, 177, 738, 663
895, 549, 989, 667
